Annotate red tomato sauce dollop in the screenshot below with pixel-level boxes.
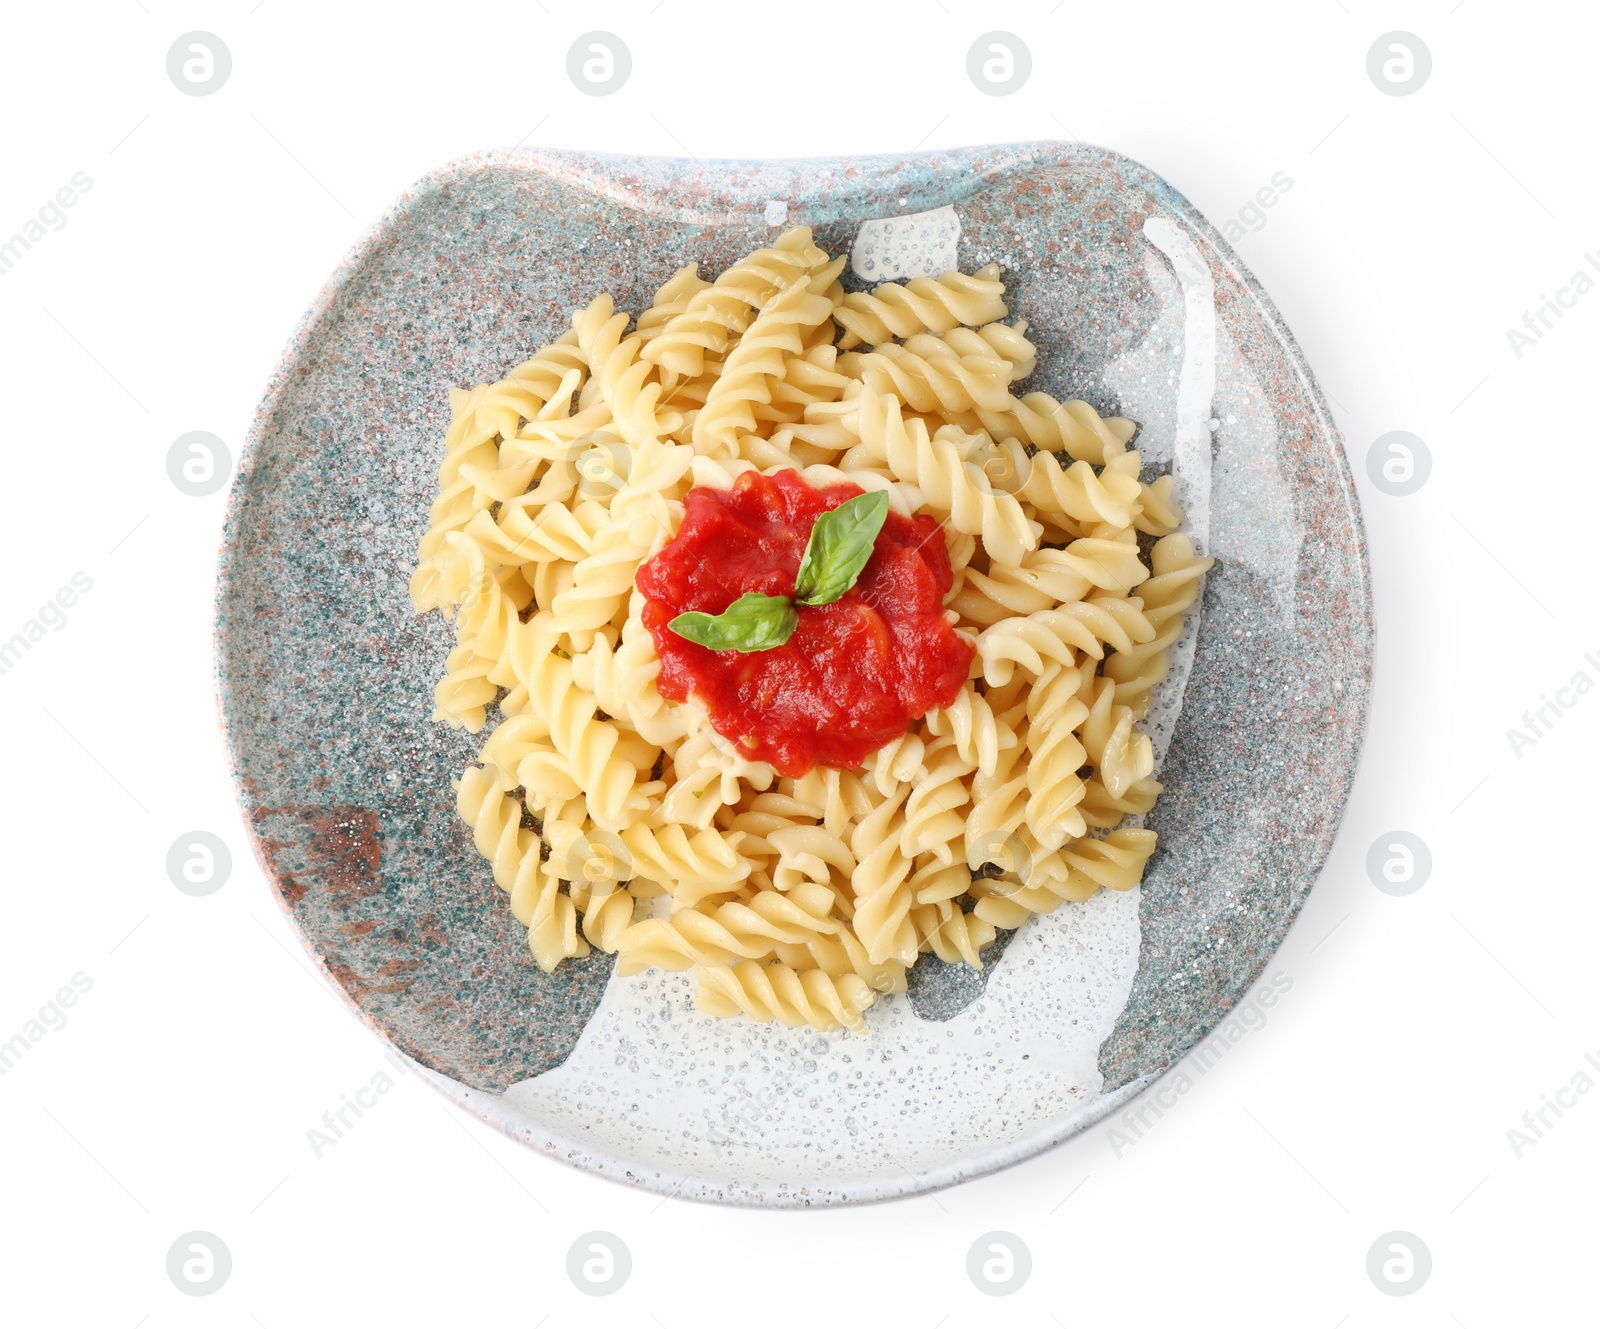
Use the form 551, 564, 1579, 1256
635, 469, 975, 776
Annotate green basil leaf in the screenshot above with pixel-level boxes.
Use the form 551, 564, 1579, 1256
792, 490, 890, 606
668, 592, 798, 652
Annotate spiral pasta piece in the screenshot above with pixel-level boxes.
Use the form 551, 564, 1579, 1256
621, 820, 754, 905
570, 600, 684, 745
913, 323, 1037, 380
899, 737, 975, 863
1136, 473, 1182, 536
502, 331, 593, 413
430, 643, 499, 733
923, 681, 1018, 777
948, 538, 1143, 627
973, 393, 1134, 464
500, 615, 645, 831
840, 340, 1017, 416
832, 265, 1007, 348
455, 764, 538, 894
525, 872, 588, 971
573, 879, 636, 954
573, 294, 682, 449
459, 502, 596, 572
1102, 534, 1213, 708
410, 403, 506, 607
856, 390, 1041, 564
1078, 773, 1162, 830
614, 908, 772, 975
783, 765, 875, 841
863, 730, 926, 800
964, 728, 1031, 875
989, 439, 1145, 527
692, 279, 838, 456
848, 790, 918, 967
617, 885, 856, 983
642, 227, 832, 381
549, 492, 675, 649
693, 961, 877, 1035
1080, 675, 1154, 798
975, 592, 1156, 686
913, 901, 999, 967
972, 827, 1158, 928
767, 823, 856, 892
636, 263, 712, 342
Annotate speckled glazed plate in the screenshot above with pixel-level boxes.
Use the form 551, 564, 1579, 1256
216, 143, 1371, 1206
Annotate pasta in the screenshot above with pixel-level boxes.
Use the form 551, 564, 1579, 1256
411, 228, 1212, 1035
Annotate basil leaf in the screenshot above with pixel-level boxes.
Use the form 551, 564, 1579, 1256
792, 490, 890, 606
668, 592, 798, 652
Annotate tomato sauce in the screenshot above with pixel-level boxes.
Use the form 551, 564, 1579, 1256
635, 469, 974, 776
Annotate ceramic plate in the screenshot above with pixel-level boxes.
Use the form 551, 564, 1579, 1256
216, 142, 1372, 1206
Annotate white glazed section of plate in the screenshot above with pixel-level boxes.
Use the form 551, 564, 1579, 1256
438, 212, 1217, 1204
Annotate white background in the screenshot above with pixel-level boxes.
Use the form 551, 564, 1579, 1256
1, 1, 1593, 1324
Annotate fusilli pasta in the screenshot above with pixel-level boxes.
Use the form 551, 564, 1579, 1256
411, 227, 1211, 1034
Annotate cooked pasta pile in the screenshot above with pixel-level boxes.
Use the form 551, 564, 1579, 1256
410, 227, 1211, 1034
